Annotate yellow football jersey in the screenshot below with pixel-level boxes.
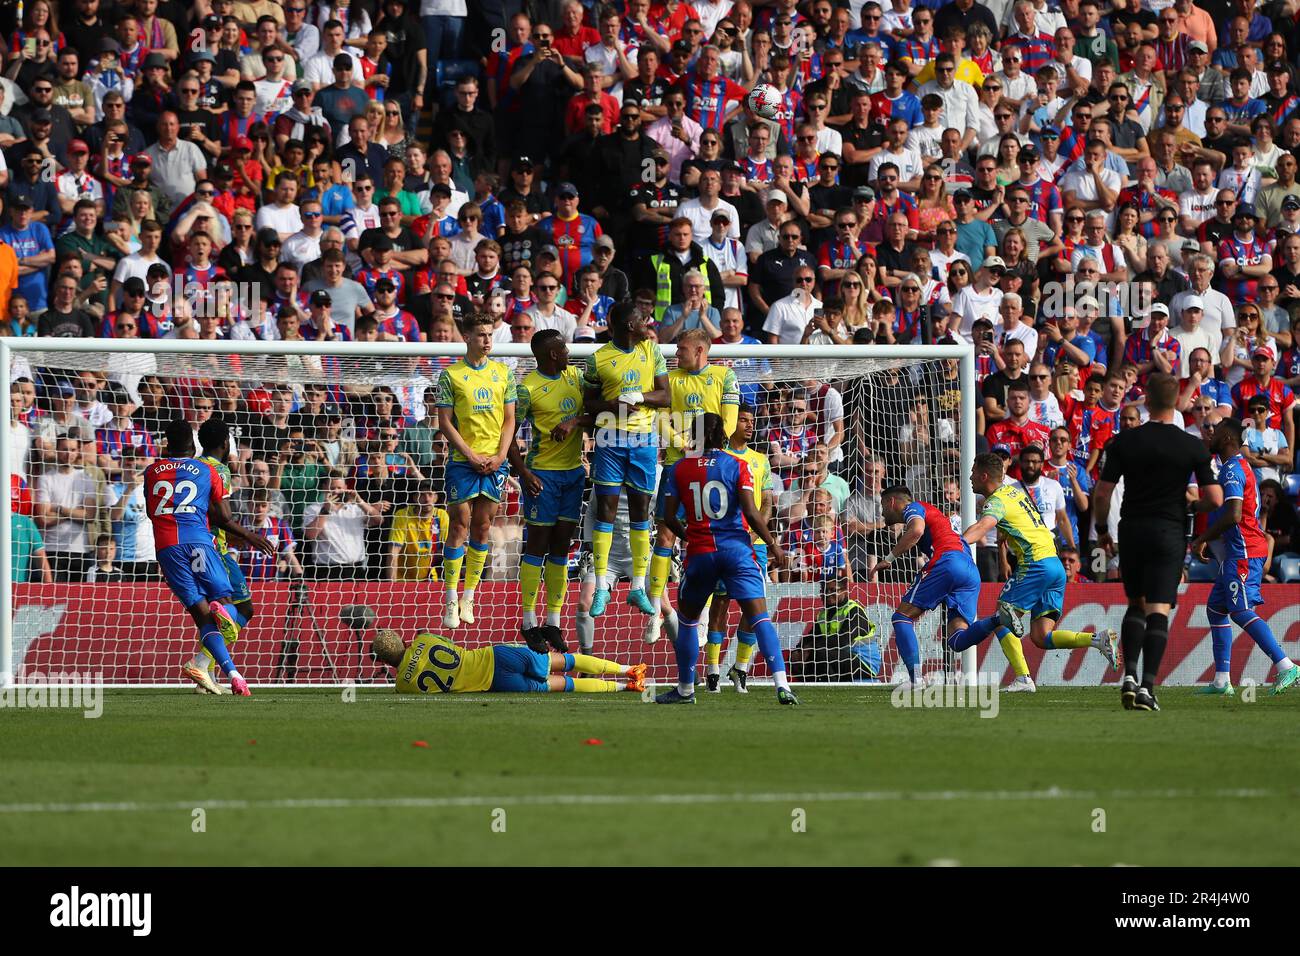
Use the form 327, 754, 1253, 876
395, 633, 495, 694
726, 445, 773, 543
518, 366, 585, 471
583, 339, 667, 437
661, 364, 741, 465
982, 485, 1058, 565
436, 359, 518, 462
199, 455, 232, 554
388, 506, 450, 581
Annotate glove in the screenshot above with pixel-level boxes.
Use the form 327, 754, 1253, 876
619, 390, 644, 406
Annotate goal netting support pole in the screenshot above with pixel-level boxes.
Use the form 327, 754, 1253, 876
1, 338, 975, 688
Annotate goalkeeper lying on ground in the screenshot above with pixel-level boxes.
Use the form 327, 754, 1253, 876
372, 626, 647, 694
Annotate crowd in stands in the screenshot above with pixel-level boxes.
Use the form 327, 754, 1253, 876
3, 0, 1298, 591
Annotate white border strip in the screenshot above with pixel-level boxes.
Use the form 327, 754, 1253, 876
0, 788, 1280, 815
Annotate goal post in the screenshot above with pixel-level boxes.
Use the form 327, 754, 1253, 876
1, 337, 976, 688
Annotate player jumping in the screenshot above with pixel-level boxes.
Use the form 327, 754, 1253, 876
509, 330, 590, 631
949, 452, 1118, 693
437, 316, 517, 629
645, 329, 740, 645
704, 403, 774, 692
870, 484, 982, 690
371, 626, 647, 694
147, 418, 276, 697
656, 412, 796, 705
183, 417, 254, 693
1189, 418, 1298, 696
583, 301, 669, 618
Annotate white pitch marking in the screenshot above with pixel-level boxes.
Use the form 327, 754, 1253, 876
0, 788, 1279, 815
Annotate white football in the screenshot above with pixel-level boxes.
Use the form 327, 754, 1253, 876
746, 83, 782, 120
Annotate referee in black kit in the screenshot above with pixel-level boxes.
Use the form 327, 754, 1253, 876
1092, 374, 1222, 711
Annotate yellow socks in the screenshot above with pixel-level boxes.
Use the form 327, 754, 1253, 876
629, 520, 651, 588
1047, 629, 1093, 649
443, 545, 465, 595
573, 678, 623, 693
519, 554, 544, 619
572, 654, 624, 676
463, 539, 490, 593
592, 519, 613, 588
544, 556, 568, 615
648, 546, 673, 603
999, 632, 1030, 677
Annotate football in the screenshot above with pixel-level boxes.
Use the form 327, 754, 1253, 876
746, 83, 782, 119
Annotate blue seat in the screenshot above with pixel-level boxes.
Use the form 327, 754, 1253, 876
1185, 560, 1217, 583
1284, 473, 1300, 501
1278, 555, 1300, 584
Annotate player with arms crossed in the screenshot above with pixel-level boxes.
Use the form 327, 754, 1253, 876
437, 316, 518, 629
644, 329, 740, 645
183, 417, 256, 693
656, 412, 797, 705
1189, 418, 1298, 696
509, 330, 591, 632
371, 626, 647, 694
949, 452, 1119, 693
870, 485, 982, 690
147, 419, 276, 697
583, 301, 670, 618
703, 403, 774, 692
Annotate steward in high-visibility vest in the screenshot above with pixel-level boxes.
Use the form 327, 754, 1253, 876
635, 234, 726, 323
789, 578, 881, 681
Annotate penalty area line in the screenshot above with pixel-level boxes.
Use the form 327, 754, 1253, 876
0, 787, 1282, 815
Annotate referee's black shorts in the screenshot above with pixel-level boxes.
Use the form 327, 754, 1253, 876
1118, 519, 1185, 607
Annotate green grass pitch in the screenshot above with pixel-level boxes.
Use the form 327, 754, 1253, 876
1, 686, 1297, 866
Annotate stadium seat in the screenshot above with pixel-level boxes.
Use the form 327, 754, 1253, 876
1185, 560, 1217, 583
1284, 474, 1300, 502
434, 60, 482, 109
1278, 555, 1300, 584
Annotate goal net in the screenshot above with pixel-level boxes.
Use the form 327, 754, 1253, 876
2, 340, 974, 688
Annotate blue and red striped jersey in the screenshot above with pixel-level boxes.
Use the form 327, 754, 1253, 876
1214, 454, 1270, 561
545, 213, 602, 292
1216, 234, 1271, 302
143, 457, 223, 550
676, 73, 749, 130
870, 90, 923, 129
670, 452, 755, 556
96, 424, 158, 464
1003, 32, 1054, 74
377, 310, 422, 342
901, 500, 970, 569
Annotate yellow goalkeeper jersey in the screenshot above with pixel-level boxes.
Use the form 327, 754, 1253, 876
661, 364, 741, 465
583, 339, 667, 439
388, 506, 450, 581
395, 633, 494, 694
198, 455, 232, 554
517, 366, 585, 472
436, 358, 518, 463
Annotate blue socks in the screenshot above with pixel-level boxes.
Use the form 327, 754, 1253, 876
707, 630, 724, 646
948, 614, 999, 652
737, 628, 755, 647
201, 626, 238, 677
891, 612, 920, 682
1208, 608, 1234, 676
750, 614, 786, 676
1231, 609, 1287, 664
675, 616, 700, 692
